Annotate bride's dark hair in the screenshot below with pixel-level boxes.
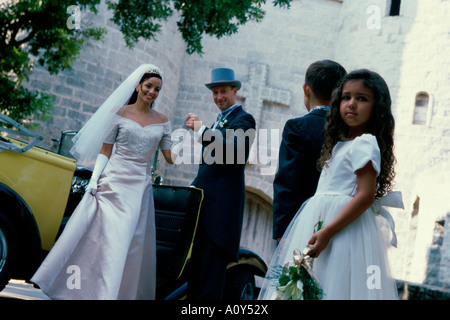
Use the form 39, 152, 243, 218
127, 72, 163, 107
319, 69, 396, 199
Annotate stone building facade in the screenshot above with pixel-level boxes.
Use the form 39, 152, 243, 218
29, 0, 449, 289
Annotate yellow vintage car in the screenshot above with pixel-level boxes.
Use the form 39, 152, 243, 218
0, 114, 76, 291
0, 139, 76, 250
0, 113, 266, 300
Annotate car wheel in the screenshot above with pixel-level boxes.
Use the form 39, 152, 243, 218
0, 213, 19, 292
224, 267, 256, 300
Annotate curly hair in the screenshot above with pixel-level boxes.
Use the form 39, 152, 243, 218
318, 69, 396, 199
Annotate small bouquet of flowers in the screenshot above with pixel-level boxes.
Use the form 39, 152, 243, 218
270, 218, 324, 300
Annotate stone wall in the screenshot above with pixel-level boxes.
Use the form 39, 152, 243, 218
397, 280, 450, 300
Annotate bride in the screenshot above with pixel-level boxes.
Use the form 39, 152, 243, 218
31, 64, 175, 300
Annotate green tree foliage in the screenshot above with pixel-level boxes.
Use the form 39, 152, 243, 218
108, 0, 292, 54
1, 0, 105, 127
1, 0, 292, 126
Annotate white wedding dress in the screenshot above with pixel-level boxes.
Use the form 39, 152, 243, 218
31, 113, 172, 300
258, 134, 399, 300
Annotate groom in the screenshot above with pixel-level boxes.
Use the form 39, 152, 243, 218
185, 68, 256, 299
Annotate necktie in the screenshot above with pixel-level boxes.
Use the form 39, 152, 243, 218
212, 113, 222, 130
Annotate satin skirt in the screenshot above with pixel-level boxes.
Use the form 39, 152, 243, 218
31, 156, 156, 300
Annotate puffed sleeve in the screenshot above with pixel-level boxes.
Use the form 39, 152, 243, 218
103, 117, 120, 144
349, 134, 381, 176
159, 122, 172, 150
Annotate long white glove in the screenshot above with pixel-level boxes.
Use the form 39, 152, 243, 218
85, 154, 109, 195
170, 114, 190, 160
170, 128, 188, 156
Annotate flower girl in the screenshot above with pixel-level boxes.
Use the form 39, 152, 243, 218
259, 69, 402, 300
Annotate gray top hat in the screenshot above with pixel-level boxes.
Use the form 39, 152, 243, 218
205, 68, 242, 90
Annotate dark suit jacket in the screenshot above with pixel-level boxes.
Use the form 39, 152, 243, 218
272, 108, 328, 239
192, 106, 256, 260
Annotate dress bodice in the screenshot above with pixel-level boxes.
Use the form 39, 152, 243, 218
315, 134, 381, 197
103, 115, 172, 164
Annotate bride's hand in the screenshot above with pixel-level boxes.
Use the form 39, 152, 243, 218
306, 228, 332, 258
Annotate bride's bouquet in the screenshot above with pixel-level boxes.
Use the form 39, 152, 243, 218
269, 218, 323, 300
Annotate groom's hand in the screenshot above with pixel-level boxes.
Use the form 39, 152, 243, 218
185, 113, 202, 131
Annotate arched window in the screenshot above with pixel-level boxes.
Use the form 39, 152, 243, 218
388, 0, 401, 16
412, 92, 429, 125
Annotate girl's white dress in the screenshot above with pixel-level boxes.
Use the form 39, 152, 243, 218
258, 134, 399, 300
31, 113, 172, 299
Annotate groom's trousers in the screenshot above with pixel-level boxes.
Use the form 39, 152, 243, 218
187, 224, 231, 300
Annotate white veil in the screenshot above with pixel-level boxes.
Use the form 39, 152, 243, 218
70, 63, 162, 169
